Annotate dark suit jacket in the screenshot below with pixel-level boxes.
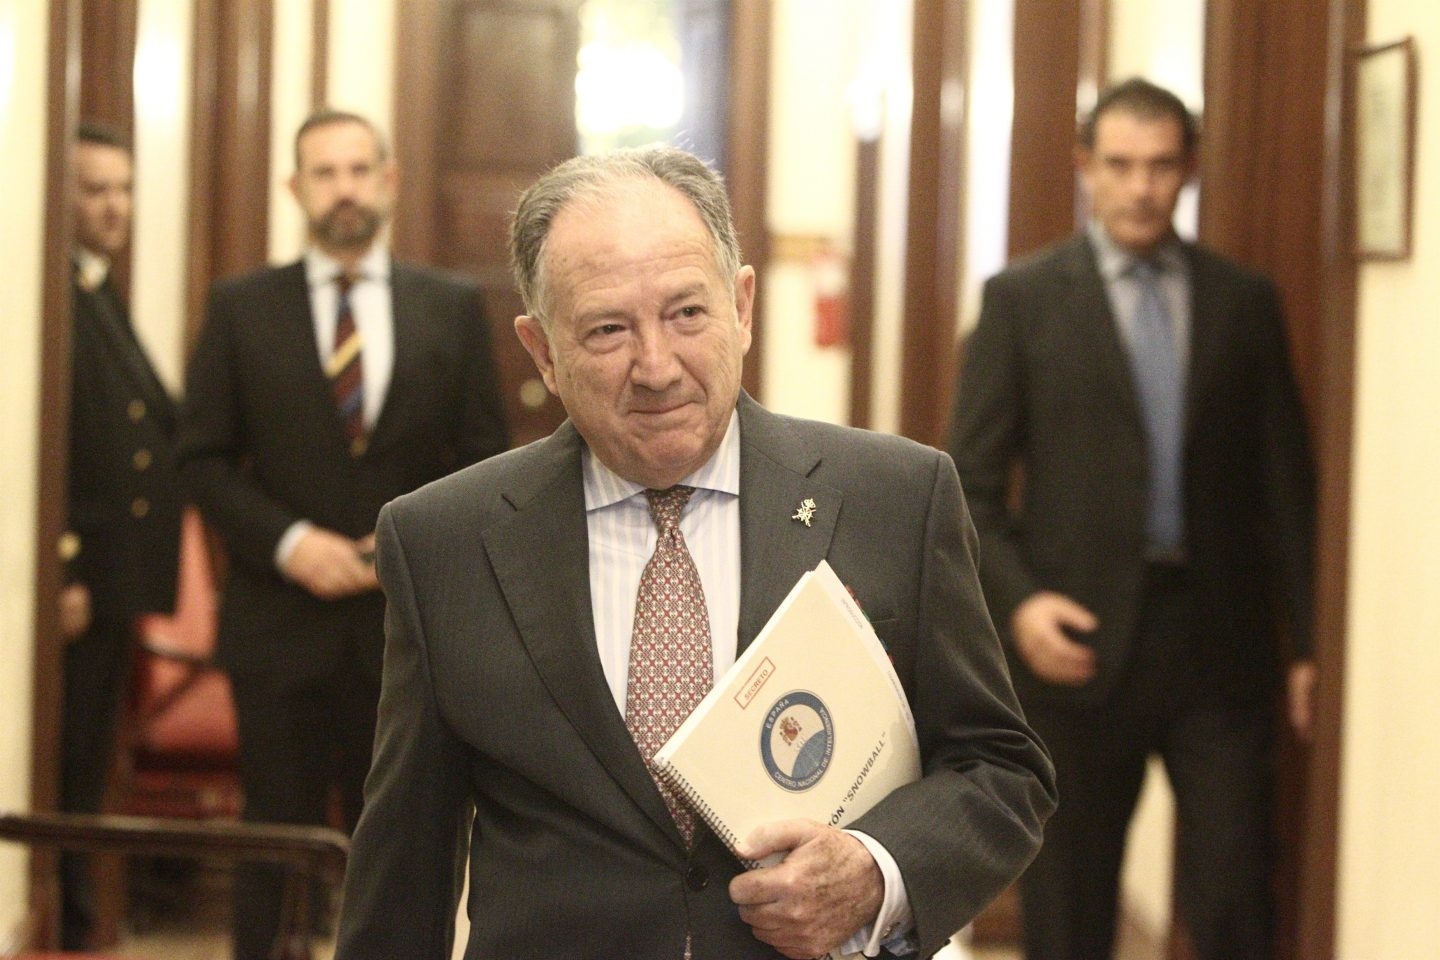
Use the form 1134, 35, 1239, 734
334, 394, 1056, 960
67, 272, 182, 621
948, 234, 1316, 709
178, 258, 509, 684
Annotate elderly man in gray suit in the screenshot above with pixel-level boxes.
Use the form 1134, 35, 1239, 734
335, 145, 1055, 960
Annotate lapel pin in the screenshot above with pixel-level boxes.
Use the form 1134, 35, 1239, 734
791, 498, 817, 527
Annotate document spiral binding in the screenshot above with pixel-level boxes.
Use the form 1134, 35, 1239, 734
654, 761, 757, 868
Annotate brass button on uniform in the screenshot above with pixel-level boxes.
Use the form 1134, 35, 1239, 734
57, 531, 81, 562
350, 436, 368, 458
127, 399, 146, 422
132, 448, 152, 471
131, 497, 150, 518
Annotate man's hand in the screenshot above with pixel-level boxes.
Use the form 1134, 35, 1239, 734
730, 820, 883, 959
1011, 591, 1099, 686
1287, 658, 1317, 741
283, 527, 380, 600
59, 582, 92, 640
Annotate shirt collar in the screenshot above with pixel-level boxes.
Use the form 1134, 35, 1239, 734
74, 247, 111, 292
583, 408, 742, 512
1087, 220, 1186, 282
304, 244, 391, 289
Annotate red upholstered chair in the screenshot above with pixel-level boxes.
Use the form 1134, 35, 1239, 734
116, 507, 241, 821
88, 508, 242, 945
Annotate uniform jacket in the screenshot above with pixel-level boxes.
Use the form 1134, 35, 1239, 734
66, 272, 182, 621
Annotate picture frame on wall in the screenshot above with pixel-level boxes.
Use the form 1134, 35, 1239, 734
1354, 37, 1418, 261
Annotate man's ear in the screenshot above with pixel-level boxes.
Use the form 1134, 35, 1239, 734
514, 315, 559, 396
733, 265, 756, 356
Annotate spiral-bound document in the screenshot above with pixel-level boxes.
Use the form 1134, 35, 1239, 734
653, 560, 921, 870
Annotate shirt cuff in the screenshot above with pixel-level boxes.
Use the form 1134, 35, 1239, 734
274, 520, 314, 576
836, 829, 914, 958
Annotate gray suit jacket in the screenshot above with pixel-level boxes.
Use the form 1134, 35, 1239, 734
336, 394, 1055, 960
948, 234, 1316, 709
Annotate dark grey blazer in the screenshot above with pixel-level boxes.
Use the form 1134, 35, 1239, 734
335, 393, 1056, 960
178, 258, 509, 684
948, 233, 1316, 709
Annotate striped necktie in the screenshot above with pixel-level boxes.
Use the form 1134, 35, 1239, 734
327, 272, 366, 457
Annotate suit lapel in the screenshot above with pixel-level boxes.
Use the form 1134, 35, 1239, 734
269, 262, 347, 447
366, 259, 413, 454
1063, 236, 1145, 431
1183, 246, 1227, 439
81, 280, 177, 431
735, 395, 841, 653
483, 426, 682, 846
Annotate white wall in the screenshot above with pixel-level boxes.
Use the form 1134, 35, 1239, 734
132, 0, 195, 392
1337, 3, 1440, 957
761, 0, 860, 424
0, 0, 48, 940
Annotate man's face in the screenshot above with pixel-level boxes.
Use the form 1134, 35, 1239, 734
515, 179, 754, 490
1076, 110, 1195, 255
289, 120, 396, 256
73, 142, 133, 258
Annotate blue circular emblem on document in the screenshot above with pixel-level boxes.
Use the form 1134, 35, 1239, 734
760, 690, 834, 792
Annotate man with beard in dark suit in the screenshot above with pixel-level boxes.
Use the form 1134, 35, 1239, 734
179, 109, 510, 960
948, 78, 1317, 960
59, 121, 184, 949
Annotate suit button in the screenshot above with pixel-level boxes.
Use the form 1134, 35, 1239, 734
127, 399, 146, 422
131, 497, 150, 518
350, 436, 368, 457
132, 448, 152, 471
685, 865, 708, 891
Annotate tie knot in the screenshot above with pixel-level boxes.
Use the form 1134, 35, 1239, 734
336, 271, 358, 296
1131, 258, 1163, 283
645, 485, 694, 533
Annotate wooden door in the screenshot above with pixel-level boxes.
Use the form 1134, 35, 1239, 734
394, 0, 583, 446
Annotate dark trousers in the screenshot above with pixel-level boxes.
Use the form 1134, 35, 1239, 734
1019, 565, 1276, 960
59, 616, 133, 950
229, 652, 379, 960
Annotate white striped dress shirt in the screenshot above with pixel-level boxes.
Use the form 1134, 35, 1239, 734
584, 411, 742, 713
580, 409, 910, 957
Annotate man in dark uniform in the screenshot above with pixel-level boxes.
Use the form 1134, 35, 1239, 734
59, 121, 184, 949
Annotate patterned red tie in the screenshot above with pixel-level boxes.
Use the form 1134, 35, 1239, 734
327, 272, 366, 456
625, 485, 714, 846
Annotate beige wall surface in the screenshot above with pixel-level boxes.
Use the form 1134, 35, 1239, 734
1339, 2, 1440, 957
0, 0, 48, 937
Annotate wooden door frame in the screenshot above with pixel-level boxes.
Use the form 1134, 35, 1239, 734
27, 0, 81, 945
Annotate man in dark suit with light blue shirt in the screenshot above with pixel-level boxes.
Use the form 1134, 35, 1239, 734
335, 146, 1055, 960
178, 109, 509, 960
948, 78, 1317, 960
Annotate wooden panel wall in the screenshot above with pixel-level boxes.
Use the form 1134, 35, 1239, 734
1005, 0, 1082, 261
29, 0, 82, 945
186, 0, 273, 348
729, 0, 769, 402
897, 0, 966, 445
1199, 2, 1355, 957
